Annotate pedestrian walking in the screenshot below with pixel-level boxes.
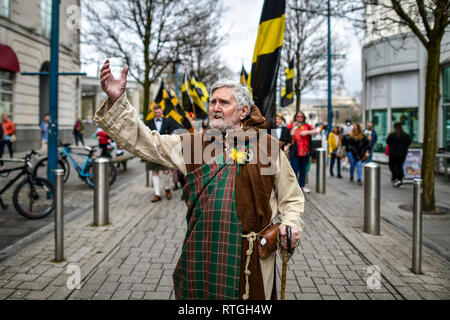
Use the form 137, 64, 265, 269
271, 113, 291, 153
364, 121, 377, 163
386, 122, 411, 188
342, 119, 353, 136
73, 117, 85, 146
95, 60, 304, 300
0, 122, 4, 170
328, 126, 343, 178
39, 113, 49, 154
287, 111, 319, 193
145, 104, 183, 202
2, 112, 16, 159
342, 123, 370, 185
96, 127, 112, 158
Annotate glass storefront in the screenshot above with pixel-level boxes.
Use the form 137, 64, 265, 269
372, 109, 387, 153
443, 66, 450, 151
391, 107, 419, 143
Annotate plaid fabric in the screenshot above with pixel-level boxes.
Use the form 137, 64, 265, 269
173, 155, 242, 299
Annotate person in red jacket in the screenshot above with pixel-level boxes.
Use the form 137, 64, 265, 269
2, 113, 16, 158
287, 111, 319, 193
96, 127, 111, 158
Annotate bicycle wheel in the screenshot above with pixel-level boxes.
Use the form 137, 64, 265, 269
33, 157, 70, 183
13, 177, 55, 219
85, 160, 117, 188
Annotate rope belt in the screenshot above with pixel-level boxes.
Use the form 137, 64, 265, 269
240, 222, 274, 300
241, 231, 257, 300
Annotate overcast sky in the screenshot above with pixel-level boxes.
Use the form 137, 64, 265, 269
82, 0, 363, 99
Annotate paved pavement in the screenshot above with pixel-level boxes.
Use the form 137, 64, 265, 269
0, 139, 143, 260
0, 154, 449, 300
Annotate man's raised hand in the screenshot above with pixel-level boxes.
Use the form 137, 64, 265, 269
99, 59, 128, 104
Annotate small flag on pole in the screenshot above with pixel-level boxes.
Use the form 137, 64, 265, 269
281, 59, 294, 107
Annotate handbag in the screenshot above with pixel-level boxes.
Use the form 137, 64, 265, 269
10, 134, 16, 143
336, 145, 346, 158
288, 141, 298, 159
257, 222, 281, 259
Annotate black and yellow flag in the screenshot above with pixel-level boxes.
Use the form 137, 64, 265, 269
240, 65, 248, 85
146, 81, 192, 129
281, 58, 294, 107
182, 72, 194, 113
181, 72, 208, 119
168, 89, 192, 129
190, 72, 209, 104
249, 0, 286, 126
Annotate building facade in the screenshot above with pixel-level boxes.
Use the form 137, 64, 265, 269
0, 0, 81, 152
362, 3, 450, 162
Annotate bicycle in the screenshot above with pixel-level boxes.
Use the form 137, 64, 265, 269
33, 144, 117, 188
0, 150, 55, 219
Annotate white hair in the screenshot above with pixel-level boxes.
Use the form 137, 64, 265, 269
210, 79, 253, 116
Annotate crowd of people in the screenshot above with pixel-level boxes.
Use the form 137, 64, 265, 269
271, 115, 412, 189
0, 107, 412, 193
135, 108, 413, 199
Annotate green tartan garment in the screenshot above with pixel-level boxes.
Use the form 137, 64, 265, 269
173, 155, 242, 299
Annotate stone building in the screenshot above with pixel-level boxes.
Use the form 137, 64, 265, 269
0, 0, 81, 152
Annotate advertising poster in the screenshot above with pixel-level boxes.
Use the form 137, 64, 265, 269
403, 148, 422, 180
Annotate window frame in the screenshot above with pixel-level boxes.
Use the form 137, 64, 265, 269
371, 109, 388, 153
443, 66, 450, 151
0, 70, 14, 119
41, 0, 52, 38
391, 107, 419, 144
0, 0, 10, 19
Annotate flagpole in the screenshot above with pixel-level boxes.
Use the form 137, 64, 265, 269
327, 0, 333, 135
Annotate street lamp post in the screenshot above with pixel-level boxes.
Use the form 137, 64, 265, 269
21, 0, 85, 185
293, 2, 336, 136
327, 0, 332, 135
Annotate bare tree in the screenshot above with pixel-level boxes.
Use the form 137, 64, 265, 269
283, 0, 347, 113
341, 0, 450, 212
175, 0, 233, 86
83, 0, 225, 118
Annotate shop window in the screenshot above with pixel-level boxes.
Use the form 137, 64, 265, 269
443, 66, 450, 151
372, 109, 387, 153
444, 105, 450, 152
0, 70, 13, 118
391, 107, 419, 143
443, 66, 450, 104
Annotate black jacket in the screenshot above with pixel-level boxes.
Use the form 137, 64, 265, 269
145, 117, 183, 135
343, 134, 370, 161
269, 127, 291, 147
386, 131, 411, 156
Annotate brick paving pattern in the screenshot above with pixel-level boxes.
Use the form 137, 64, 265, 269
0, 164, 448, 300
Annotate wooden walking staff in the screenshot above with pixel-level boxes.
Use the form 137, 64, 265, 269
280, 226, 292, 300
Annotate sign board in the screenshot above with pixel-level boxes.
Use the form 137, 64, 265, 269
403, 148, 422, 180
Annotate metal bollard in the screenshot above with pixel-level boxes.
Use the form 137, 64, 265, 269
316, 148, 326, 193
364, 162, 380, 235
94, 158, 109, 226
412, 178, 423, 274
54, 169, 64, 262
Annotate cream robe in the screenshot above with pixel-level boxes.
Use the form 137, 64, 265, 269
94, 93, 306, 299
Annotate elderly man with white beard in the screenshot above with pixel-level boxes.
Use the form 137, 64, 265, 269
94, 60, 305, 300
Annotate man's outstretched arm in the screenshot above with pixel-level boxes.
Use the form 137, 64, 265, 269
93, 60, 187, 174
